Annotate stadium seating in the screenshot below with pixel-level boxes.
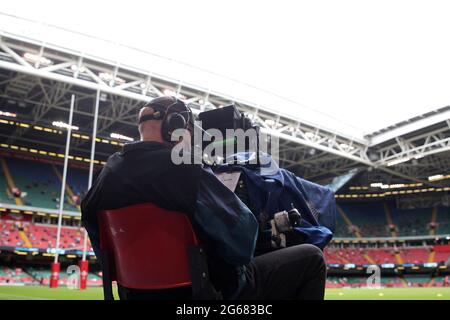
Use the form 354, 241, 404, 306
335, 201, 449, 238
86, 272, 102, 286
0, 264, 102, 286
25, 224, 88, 249
0, 156, 88, 211
66, 168, 88, 200
400, 247, 430, 264
28, 267, 73, 286
326, 276, 406, 288
337, 202, 389, 237
325, 275, 450, 288
0, 266, 35, 284
380, 276, 405, 288
0, 218, 92, 250
1, 155, 449, 239
0, 166, 15, 205
436, 207, 450, 235
0, 220, 24, 247
433, 245, 450, 264
16, 267, 101, 286
324, 247, 370, 265
324, 246, 449, 265
364, 248, 397, 265
334, 213, 353, 237
1, 154, 449, 292
431, 276, 449, 287
5, 157, 63, 209
404, 275, 433, 287
389, 203, 432, 236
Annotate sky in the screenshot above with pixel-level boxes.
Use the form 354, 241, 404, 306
1, 0, 450, 139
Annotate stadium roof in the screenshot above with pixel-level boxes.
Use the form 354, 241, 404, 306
2, 1, 450, 140
0, 6, 449, 188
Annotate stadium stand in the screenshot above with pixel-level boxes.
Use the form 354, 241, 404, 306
437, 207, 450, 235
25, 224, 88, 249
324, 246, 450, 265
0, 156, 86, 211
0, 266, 34, 284
0, 162, 15, 205
335, 201, 449, 238
399, 247, 430, 264
0, 218, 91, 250
431, 276, 450, 287
389, 204, 432, 236
325, 247, 369, 265
0, 155, 449, 289
433, 245, 450, 264
0, 266, 102, 286
326, 276, 406, 288
27, 267, 67, 286
404, 275, 433, 287
337, 202, 389, 237
334, 211, 353, 237
26, 268, 101, 286
86, 272, 103, 286
5, 157, 62, 209
365, 248, 397, 265
0, 220, 24, 247
1, 155, 448, 239
66, 168, 88, 200
325, 275, 450, 289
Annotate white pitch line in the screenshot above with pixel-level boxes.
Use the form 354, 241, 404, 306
0, 292, 49, 300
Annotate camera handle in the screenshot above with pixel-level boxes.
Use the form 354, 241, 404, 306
269, 204, 303, 249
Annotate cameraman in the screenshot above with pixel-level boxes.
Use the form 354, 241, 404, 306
81, 96, 326, 300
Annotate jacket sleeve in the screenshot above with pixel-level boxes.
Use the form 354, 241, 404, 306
80, 166, 108, 260
192, 167, 259, 266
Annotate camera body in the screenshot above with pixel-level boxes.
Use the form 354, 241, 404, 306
198, 105, 254, 135
273, 207, 302, 233
198, 105, 260, 165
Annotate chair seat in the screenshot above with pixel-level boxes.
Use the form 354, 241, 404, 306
99, 203, 199, 290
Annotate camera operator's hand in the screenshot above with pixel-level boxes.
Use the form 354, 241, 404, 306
270, 219, 287, 248
268, 207, 303, 249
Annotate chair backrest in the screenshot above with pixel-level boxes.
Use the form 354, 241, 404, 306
99, 203, 198, 290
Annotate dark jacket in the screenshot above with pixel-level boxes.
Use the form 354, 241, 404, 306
81, 141, 258, 298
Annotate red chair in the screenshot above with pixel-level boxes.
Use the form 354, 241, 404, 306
98, 203, 220, 300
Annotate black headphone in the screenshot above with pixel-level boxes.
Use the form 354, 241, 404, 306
139, 97, 193, 142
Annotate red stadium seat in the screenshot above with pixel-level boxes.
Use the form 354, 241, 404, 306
98, 203, 219, 300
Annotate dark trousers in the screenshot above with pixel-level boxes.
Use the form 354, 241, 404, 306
118, 244, 326, 300
237, 244, 327, 300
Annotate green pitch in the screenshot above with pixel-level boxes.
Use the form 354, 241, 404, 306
0, 286, 106, 300
0, 286, 449, 300
325, 287, 450, 300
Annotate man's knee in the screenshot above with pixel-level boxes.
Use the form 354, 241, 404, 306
295, 244, 326, 268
